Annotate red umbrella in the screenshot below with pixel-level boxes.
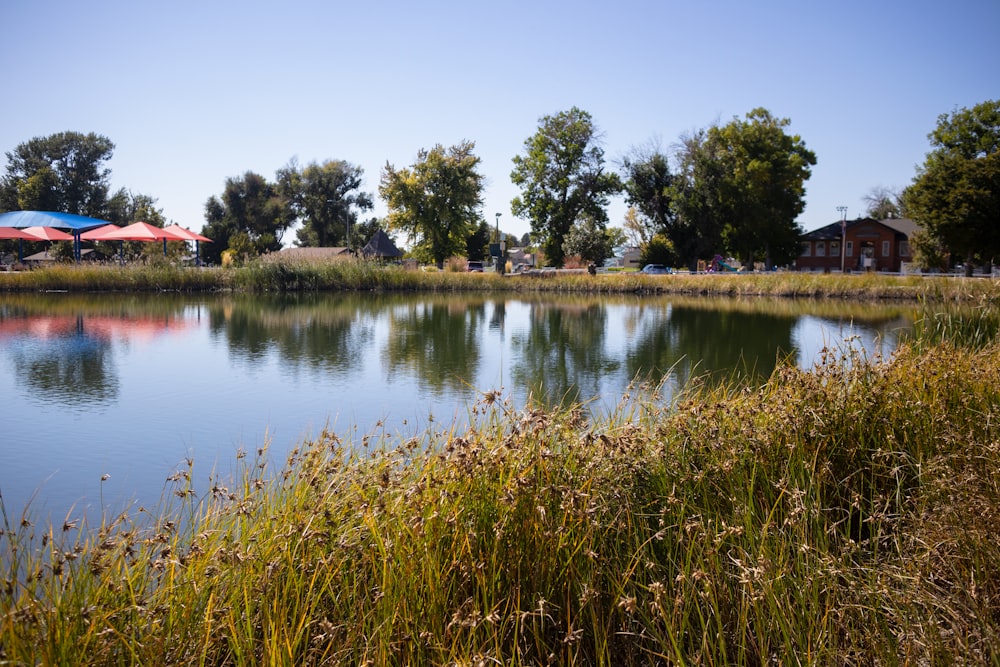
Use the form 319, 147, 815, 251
162, 224, 212, 264
98, 221, 188, 241
22, 226, 74, 241
80, 224, 122, 241
98, 221, 189, 258
0, 227, 35, 240
162, 224, 211, 243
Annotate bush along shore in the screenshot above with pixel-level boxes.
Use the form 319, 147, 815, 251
2, 311, 999, 665
1, 259, 1000, 300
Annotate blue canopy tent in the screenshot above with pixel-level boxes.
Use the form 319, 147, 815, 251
0, 211, 112, 261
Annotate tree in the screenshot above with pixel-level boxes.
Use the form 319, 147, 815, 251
621, 207, 648, 247
203, 171, 291, 264
511, 107, 622, 267
379, 141, 484, 269
466, 220, 492, 262
668, 129, 728, 271
904, 99, 1000, 275
562, 218, 624, 266
863, 185, 903, 219
622, 143, 676, 244
707, 109, 816, 268
1, 131, 116, 217
277, 159, 373, 250
639, 234, 676, 267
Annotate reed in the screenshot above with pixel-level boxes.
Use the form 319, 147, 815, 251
2, 311, 999, 664
2, 259, 1000, 301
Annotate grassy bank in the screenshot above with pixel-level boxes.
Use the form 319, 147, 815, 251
2, 312, 999, 664
1, 259, 999, 301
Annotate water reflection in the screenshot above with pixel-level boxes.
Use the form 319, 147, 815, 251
0, 297, 194, 408
208, 294, 375, 377
0, 292, 921, 413
0, 291, 923, 522
385, 297, 487, 395
5, 315, 118, 406
509, 299, 620, 406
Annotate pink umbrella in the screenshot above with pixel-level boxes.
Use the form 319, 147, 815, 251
22, 226, 74, 241
0, 228, 36, 239
98, 221, 188, 241
0, 227, 35, 262
163, 224, 212, 264
99, 221, 189, 257
80, 224, 122, 241
162, 224, 211, 243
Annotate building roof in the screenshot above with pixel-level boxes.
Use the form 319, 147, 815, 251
878, 217, 919, 237
801, 217, 917, 241
261, 246, 352, 262
362, 229, 402, 258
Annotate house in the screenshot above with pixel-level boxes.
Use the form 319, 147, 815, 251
796, 217, 918, 273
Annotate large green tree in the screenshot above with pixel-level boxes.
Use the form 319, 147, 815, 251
563, 218, 625, 266
668, 129, 728, 271
511, 107, 622, 267
203, 171, 291, 264
379, 141, 484, 269
904, 99, 1000, 275
465, 220, 492, 262
277, 159, 373, 250
622, 144, 676, 242
1, 131, 118, 218
707, 109, 816, 268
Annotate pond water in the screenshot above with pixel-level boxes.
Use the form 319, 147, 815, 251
0, 292, 916, 523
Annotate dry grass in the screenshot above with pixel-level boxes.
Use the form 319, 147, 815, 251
2, 260, 1000, 302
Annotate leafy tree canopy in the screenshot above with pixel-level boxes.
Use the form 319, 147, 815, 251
904, 99, 1000, 272
466, 220, 492, 262
668, 129, 729, 271
277, 159, 373, 250
1, 131, 117, 219
203, 171, 291, 263
708, 108, 816, 268
563, 219, 625, 267
380, 141, 484, 269
622, 143, 676, 242
511, 107, 622, 267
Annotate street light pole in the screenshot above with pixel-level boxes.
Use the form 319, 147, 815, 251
836, 206, 847, 272
495, 212, 503, 274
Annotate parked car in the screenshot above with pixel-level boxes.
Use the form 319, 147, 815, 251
641, 264, 671, 275
466, 260, 484, 272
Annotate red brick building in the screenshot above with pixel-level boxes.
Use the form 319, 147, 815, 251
796, 217, 918, 273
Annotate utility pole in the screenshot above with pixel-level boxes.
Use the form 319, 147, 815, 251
836, 206, 848, 272
494, 212, 504, 275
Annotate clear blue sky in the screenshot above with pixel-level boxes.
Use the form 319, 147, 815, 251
2, 0, 997, 242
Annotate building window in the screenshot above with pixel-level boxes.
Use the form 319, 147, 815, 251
882, 240, 890, 257
846, 241, 853, 257
899, 241, 910, 257
800, 242, 811, 257
816, 242, 825, 257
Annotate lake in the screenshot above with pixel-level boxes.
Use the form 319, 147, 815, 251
0, 291, 916, 524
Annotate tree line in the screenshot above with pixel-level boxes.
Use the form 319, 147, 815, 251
2, 99, 997, 271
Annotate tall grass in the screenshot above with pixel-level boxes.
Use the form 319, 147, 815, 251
3, 259, 1000, 301
3, 316, 999, 664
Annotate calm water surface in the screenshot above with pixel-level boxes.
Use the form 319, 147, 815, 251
0, 292, 916, 522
